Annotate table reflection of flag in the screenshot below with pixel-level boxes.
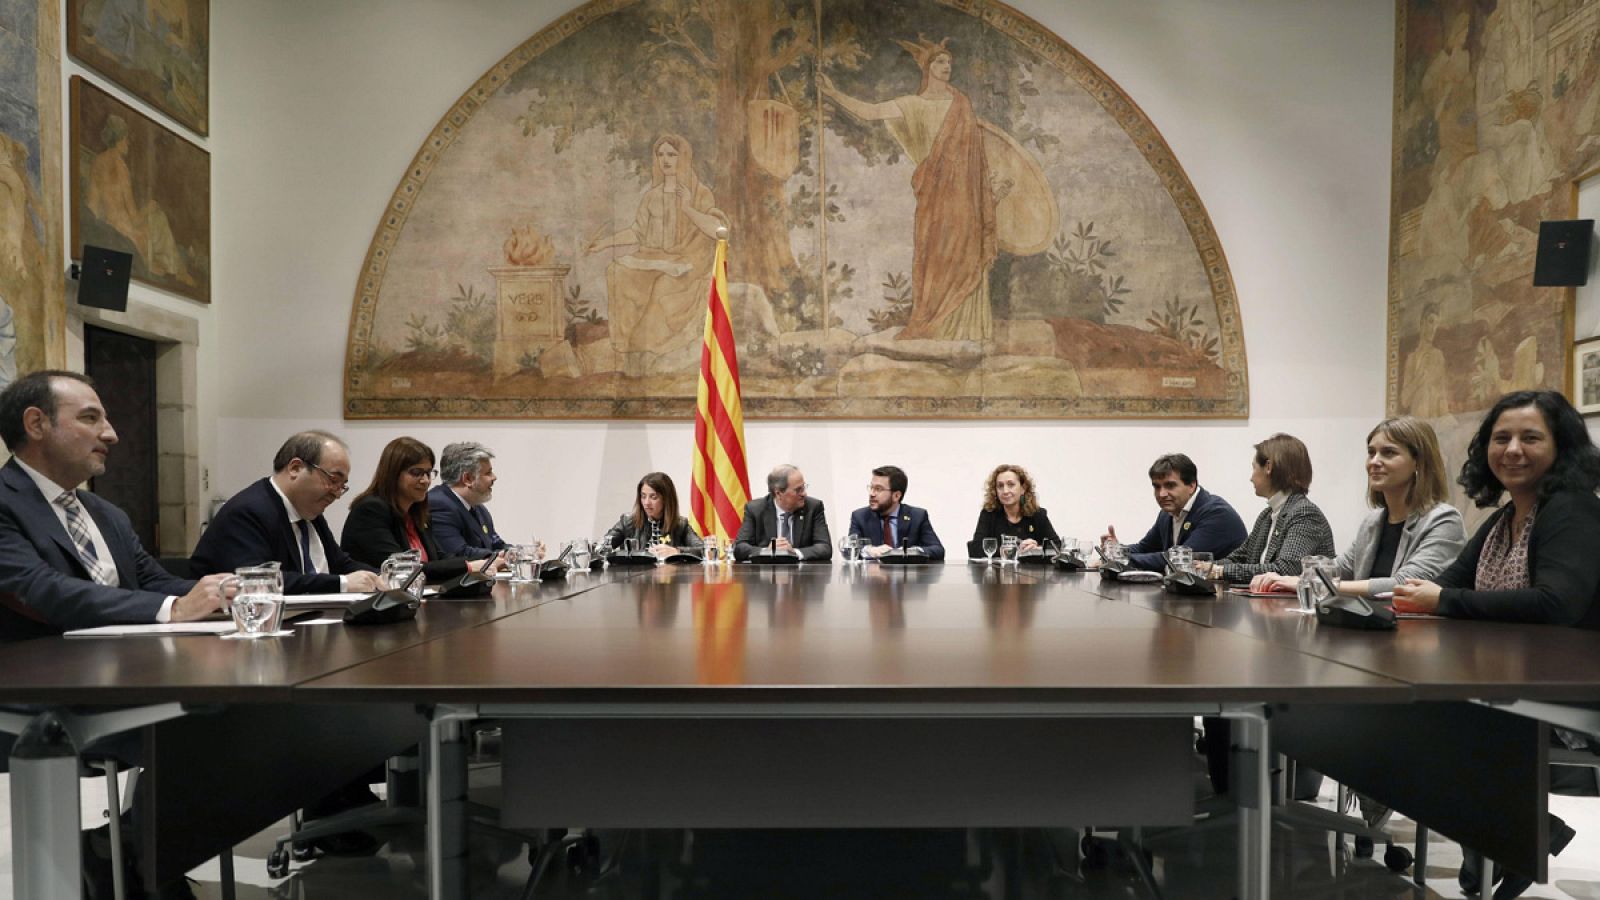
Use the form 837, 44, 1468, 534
693, 578, 747, 685
689, 236, 751, 546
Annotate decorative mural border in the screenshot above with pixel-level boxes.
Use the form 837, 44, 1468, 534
343, 0, 1247, 419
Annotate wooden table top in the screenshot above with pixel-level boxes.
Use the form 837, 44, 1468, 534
298, 563, 1406, 705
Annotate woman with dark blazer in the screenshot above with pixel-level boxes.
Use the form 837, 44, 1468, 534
341, 437, 501, 581
1395, 390, 1600, 898
602, 472, 704, 558
1211, 433, 1336, 583
967, 464, 1059, 558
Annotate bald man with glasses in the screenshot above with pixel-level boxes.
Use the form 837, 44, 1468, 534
732, 464, 832, 562
192, 430, 381, 594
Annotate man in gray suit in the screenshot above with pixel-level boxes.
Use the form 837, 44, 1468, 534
733, 464, 832, 561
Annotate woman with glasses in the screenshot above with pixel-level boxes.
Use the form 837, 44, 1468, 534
602, 472, 704, 559
341, 436, 502, 580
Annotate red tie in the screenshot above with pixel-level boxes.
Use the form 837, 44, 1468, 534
882, 515, 893, 547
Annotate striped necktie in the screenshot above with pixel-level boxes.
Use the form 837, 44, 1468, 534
57, 491, 118, 586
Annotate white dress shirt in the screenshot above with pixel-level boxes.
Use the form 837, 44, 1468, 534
268, 477, 352, 590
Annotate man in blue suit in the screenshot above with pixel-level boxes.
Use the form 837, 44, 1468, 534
191, 431, 381, 594
849, 465, 945, 560
428, 441, 506, 560
0, 370, 232, 641
1105, 453, 1247, 573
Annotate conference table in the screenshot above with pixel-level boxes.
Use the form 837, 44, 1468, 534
5, 559, 1598, 900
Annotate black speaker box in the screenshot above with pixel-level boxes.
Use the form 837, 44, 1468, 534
75, 245, 133, 311
1532, 220, 1594, 287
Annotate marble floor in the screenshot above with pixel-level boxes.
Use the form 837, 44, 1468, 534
5, 765, 1600, 899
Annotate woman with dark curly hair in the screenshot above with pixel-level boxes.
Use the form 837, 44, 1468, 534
1394, 390, 1600, 897
966, 464, 1059, 558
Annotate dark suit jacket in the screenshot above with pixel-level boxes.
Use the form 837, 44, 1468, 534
849, 504, 945, 560
341, 494, 469, 581
1123, 487, 1248, 572
0, 458, 193, 639
191, 477, 374, 594
426, 484, 504, 560
733, 496, 832, 562
601, 514, 705, 552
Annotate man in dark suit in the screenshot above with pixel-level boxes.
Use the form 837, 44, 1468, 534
1105, 453, 1247, 572
0, 370, 232, 640
428, 441, 506, 560
191, 430, 382, 594
733, 464, 832, 561
848, 465, 945, 560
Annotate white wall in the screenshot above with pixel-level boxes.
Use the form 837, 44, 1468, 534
209, 0, 1395, 552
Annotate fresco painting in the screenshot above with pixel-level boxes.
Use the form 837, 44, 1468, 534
345, 0, 1247, 419
68, 0, 209, 135
1388, 0, 1600, 523
70, 76, 210, 303
0, 0, 67, 388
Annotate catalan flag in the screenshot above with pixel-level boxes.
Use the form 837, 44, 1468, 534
690, 236, 751, 542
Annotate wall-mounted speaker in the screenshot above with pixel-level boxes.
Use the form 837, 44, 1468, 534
73, 245, 133, 312
1532, 219, 1594, 287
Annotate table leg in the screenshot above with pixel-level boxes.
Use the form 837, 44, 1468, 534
428, 707, 473, 900
8, 713, 83, 900
1231, 707, 1270, 900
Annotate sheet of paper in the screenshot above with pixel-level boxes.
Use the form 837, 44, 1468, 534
65, 621, 237, 638
283, 593, 370, 608
292, 617, 346, 627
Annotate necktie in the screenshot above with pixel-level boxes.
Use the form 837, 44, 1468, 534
881, 515, 893, 547
297, 519, 318, 574
57, 491, 117, 586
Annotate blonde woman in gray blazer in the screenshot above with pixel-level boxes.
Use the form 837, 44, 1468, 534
1252, 416, 1464, 599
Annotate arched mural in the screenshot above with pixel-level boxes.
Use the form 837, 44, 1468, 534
344, 0, 1247, 419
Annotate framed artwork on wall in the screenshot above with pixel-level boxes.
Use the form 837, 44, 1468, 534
1573, 337, 1600, 417
0, 0, 69, 387
69, 76, 210, 303
66, 0, 209, 135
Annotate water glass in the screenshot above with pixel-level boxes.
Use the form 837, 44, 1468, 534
702, 535, 722, 565
1296, 555, 1339, 614
381, 552, 425, 598
1167, 545, 1193, 574
838, 535, 859, 564
981, 537, 998, 565
624, 537, 639, 555
1101, 537, 1124, 563
1000, 534, 1020, 566
572, 539, 593, 570
1189, 551, 1213, 577
225, 567, 283, 639
510, 544, 540, 583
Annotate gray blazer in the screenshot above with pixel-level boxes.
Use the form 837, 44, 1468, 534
1334, 501, 1466, 598
1221, 492, 1337, 581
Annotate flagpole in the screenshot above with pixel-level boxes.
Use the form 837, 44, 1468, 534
814, 0, 829, 336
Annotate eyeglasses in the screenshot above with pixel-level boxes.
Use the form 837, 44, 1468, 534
309, 463, 350, 495
406, 467, 438, 480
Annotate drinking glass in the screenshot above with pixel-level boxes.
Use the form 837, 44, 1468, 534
381, 552, 425, 599
624, 537, 639, 556
702, 535, 722, 565
838, 536, 857, 564
572, 539, 593, 570
1167, 545, 1193, 574
1295, 556, 1339, 614
223, 567, 283, 639
1000, 535, 1020, 566
510, 545, 540, 583
981, 537, 998, 565
1189, 551, 1213, 576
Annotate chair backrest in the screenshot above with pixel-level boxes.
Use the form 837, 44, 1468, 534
158, 556, 195, 580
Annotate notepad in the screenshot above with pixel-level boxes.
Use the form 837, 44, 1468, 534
65, 622, 237, 638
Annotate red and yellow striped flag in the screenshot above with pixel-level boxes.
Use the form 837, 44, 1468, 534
690, 236, 751, 542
